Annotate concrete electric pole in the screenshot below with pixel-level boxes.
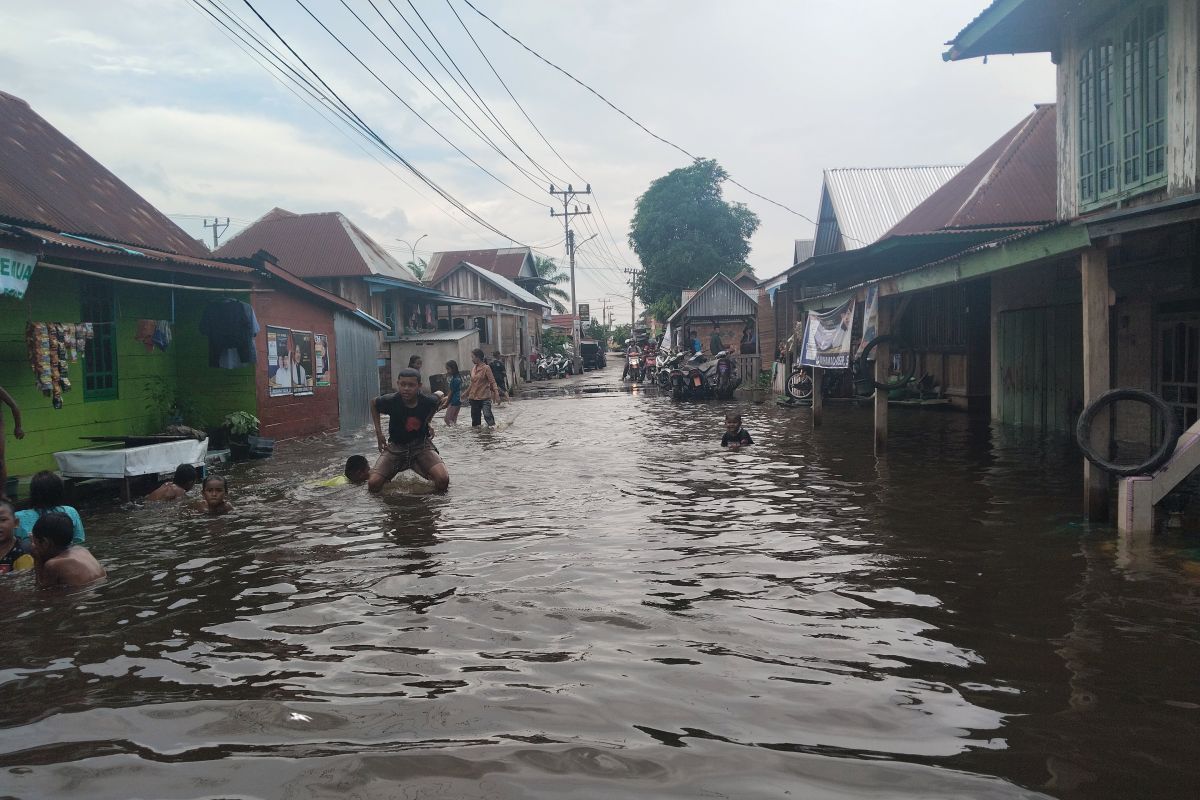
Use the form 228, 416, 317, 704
624, 268, 641, 332
203, 217, 230, 249
550, 184, 591, 373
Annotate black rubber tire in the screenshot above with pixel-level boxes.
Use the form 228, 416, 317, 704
786, 370, 813, 401
657, 371, 670, 389
857, 336, 916, 391
1075, 388, 1181, 476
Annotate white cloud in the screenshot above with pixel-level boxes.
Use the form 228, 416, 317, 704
1, 0, 1056, 323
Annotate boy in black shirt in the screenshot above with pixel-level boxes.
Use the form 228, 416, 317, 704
369, 368, 450, 494
721, 412, 753, 450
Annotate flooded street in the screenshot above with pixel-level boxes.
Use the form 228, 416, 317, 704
2, 385, 1199, 799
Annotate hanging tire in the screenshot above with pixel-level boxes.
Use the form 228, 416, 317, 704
785, 369, 813, 401
1075, 388, 1181, 476
857, 336, 916, 390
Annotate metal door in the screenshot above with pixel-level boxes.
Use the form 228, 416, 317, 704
334, 312, 380, 434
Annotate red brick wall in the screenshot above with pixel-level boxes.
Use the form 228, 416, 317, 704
251, 290, 340, 440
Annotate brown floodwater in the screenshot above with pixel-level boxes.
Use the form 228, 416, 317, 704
1, 387, 1198, 799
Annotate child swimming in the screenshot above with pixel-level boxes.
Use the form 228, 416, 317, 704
721, 412, 754, 450
146, 463, 198, 501
30, 511, 105, 589
199, 475, 233, 515
317, 455, 371, 487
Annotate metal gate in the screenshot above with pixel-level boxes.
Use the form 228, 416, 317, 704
334, 312, 380, 434
1157, 316, 1200, 429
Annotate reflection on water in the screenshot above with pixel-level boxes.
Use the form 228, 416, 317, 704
1, 394, 1198, 799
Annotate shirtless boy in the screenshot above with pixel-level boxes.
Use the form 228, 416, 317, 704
30, 512, 105, 589
146, 463, 198, 501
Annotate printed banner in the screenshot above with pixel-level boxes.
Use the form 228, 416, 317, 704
314, 334, 331, 386
862, 285, 879, 349
0, 247, 37, 300
266, 326, 293, 397
799, 298, 857, 369
291, 330, 314, 396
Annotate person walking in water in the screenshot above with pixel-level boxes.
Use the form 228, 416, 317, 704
444, 360, 463, 425
466, 348, 500, 428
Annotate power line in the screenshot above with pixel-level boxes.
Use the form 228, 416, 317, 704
237, 0, 528, 242
193, 0, 498, 246
459, 0, 822, 228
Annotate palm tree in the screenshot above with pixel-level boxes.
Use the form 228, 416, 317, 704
530, 255, 571, 314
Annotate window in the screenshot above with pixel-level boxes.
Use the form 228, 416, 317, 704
1079, 3, 1168, 208
381, 297, 398, 338
82, 281, 117, 400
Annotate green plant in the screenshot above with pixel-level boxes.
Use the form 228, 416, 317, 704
223, 411, 260, 439
145, 377, 205, 428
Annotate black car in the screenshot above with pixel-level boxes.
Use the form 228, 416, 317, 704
580, 340, 607, 370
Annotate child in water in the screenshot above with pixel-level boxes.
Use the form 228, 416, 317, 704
30, 511, 105, 589
444, 360, 462, 425
0, 499, 33, 574
199, 475, 233, 515
317, 456, 371, 487
16, 470, 85, 544
721, 412, 754, 450
145, 463, 198, 501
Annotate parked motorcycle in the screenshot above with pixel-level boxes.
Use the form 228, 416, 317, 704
658, 350, 685, 388
669, 350, 740, 401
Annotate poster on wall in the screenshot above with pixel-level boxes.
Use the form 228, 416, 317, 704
314, 334, 331, 386
799, 298, 857, 369
291, 330, 315, 396
266, 326, 293, 397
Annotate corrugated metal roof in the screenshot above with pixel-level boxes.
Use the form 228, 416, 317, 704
668, 273, 757, 322
0, 91, 208, 257
393, 329, 478, 342
215, 208, 418, 282
793, 239, 815, 264
426, 247, 533, 282
888, 106, 1057, 236
821, 165, 963, 251
0, 222, 255, 275
441, 261, 550, 309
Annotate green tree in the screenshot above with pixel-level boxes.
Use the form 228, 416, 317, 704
610, 323, 632, 346
585, 317, 611, 346
628, 158, 759, 316
405, 257, 427, 280
530, 255, 571, 314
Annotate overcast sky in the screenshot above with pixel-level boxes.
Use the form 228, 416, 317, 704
2, 1, 1054, 324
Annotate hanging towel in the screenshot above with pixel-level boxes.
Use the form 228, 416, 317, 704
200, 299, 258, 368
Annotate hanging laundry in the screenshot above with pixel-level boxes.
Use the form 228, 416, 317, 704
199, 299, 259, 368
152, 319, 172, 351
424, 303, 434, 327
25, 321, 93, 409
134, 319, 157, 352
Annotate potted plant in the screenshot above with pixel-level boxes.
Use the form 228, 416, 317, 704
223, 411, 260, 460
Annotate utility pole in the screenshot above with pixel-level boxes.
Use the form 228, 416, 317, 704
550, 183, 591, 373
624, 268, 641, 331
203, 217, 230, 250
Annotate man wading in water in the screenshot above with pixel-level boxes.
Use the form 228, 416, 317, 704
369, 368, 450, 493
465, 348, 501, 428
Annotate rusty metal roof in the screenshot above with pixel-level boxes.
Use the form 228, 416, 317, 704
215, 208, 418, 282
817, 166, 962, 254
426, 247, 534, 282
887, 105, 1057, 237
0, 91, 208, 258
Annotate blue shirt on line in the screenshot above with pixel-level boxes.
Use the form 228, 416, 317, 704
15, 506, 86, 545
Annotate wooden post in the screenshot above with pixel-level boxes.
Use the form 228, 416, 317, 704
812, 367, 823, 428
874, 301, 892, 456
1081, 246, 1111, 521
